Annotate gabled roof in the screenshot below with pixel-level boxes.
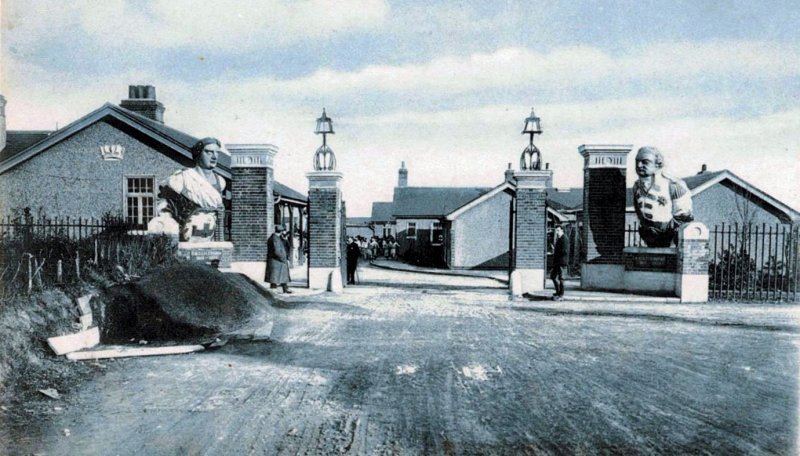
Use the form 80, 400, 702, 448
445, 181, 515, 220
0, 131, 53, 163
371, 202, 394, 222
683, 169, 799, 221
273, 181, 307, 205
346, 217, 372, 226
547, 188, 584, 212
393, 186, 491, 218
0, 103, 231, 178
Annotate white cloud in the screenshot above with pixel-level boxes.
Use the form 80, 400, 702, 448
86, 0, 389, 50
3, 38, 799, 216
4, 0, 389, 53
233, 41, 799, 97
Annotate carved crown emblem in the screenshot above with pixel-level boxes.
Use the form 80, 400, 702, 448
100, 144, 125, 161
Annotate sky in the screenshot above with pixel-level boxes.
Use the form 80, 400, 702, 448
2, 0, 799, 216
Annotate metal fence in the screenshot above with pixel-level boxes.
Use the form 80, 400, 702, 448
709, 223, 799, 302
0, 214, 146, 243
625, 222, 799, 302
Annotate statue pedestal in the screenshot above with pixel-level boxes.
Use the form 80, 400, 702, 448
176, 241, 234, 269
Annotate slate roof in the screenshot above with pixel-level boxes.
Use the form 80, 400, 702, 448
392, 186, 491, 218
273, 181, 307, 203
116, 106, 199, 151
371, 202, 395, 222
546, 188, 584, 212
682, 170, 726, 190
0, 131, 53, 163
346, 217, 372, 226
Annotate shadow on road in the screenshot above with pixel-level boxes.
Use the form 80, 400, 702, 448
508, 306, 800, 333
356, 281, 506, 292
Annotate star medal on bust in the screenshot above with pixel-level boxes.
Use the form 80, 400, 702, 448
657, 196, 667, 206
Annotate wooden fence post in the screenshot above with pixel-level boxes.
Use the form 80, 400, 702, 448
75, 251, 81, 281
27, 254, 33, 294
57, 260, 63, 284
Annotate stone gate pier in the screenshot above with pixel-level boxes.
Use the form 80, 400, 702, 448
578, 144, 710, 302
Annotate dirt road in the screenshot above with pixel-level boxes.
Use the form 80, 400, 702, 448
4, 266, 798, 455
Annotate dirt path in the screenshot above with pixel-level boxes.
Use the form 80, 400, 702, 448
4, 266, 798, 455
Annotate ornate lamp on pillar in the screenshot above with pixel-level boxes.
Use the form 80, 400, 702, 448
307, 109, 344, 292
510, 108, 552, 296
313, 108, 336, 171
520, 107, 543, 171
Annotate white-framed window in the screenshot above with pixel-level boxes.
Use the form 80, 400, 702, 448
431, 221, 443, 245
383, 226, 393, 238
406, 222, 417, 239
124, 176, 155, 228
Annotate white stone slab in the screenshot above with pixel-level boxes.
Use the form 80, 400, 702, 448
512, 268, 545, 293
48, 327, 100, 356
76, 294, 93, 316
678, 273, 709, 303
66, 344, 205, 361
78, 314, 93, 331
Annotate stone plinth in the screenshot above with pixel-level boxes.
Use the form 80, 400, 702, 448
511, 170, 551, 295
307, 171, 343, 291
579, 144, 632, 290
176, 241, 234, 269
228, 144, 277, 265
676, 222, 710, 302
623, 247, 678, 293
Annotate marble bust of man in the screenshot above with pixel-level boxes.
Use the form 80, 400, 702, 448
632, 146, 694, 247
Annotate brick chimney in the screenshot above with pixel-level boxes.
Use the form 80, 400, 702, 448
0, 95, 6, 151
120, 85, 165, 123
504, 162, 514, 182
698, 163, 707, 174
398, 161, 408, 188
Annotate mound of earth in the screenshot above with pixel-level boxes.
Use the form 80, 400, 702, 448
99, 262, 275, 342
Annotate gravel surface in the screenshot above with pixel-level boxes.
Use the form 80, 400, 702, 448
3, 265, 798, 455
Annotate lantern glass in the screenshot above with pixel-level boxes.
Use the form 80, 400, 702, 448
315, 109, 334, 135
521, 108, 542, 135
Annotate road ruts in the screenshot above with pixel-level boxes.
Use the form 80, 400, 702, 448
4, 265, 797, 455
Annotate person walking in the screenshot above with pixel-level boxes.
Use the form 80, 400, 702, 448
346, 236, 360, 285
265, 226, 292, 293
550, 225, 568, 301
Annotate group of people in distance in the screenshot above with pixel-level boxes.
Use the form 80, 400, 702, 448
172, 138, 693, 301
345, 235, 400, 285
353, 236, 399, 261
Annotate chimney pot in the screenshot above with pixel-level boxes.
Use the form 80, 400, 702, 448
398, 161, 408, 188
120, 85, 165, 123
0, 95, 6, 151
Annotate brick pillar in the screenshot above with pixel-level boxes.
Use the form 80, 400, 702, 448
578, 144, 632, 290
228, 144, 277, 266
307, 171, 344, 291
676, 222, 710, 302
510, 170, 551, 294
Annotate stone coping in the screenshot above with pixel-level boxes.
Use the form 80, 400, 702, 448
623, 246, 678, 255
177, 241, 234, 250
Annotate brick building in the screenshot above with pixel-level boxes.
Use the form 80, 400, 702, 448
358, 161, 798, 271
0, 86, 305, 240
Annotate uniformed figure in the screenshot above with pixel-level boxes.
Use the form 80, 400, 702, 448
346, 237, 360, 285
632, 146, 694, 247
550, 225, 568, 300
266, 226, 292, 293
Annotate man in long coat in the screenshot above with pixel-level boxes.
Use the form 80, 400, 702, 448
266, 226, 292, 293
550, 225, 568, 301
